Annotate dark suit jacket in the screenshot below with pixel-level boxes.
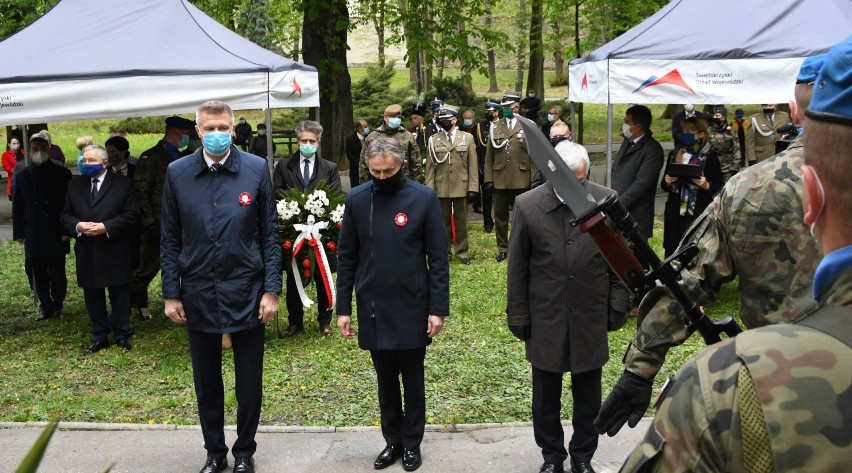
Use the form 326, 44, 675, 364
612, 133, 665, 239
61, 172, 140, 288
273, 150, 342, 195
12, 161, 72, 258
345, 133, 363, 187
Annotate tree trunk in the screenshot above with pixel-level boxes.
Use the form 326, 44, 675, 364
515, 0, 527, 94
302, 0, 353, 167
373, 0, 386, 67
574, 1, 583, 142
397, 0, 417, 88
551, 21, 565, 86
525, 0, 544, 97
485, 0, 499, 93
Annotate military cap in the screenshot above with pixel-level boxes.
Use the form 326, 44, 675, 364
806, 35, 852, 126
485, 101, 500, 111
384, 104, 403, 115
412, 104, 427, 117
714, 106, 728, 116
796, 54, 826, 84
437, 105, 459, 118
165, 116, 196, 130
500, 93, 521, 106
429, 98, 444, 112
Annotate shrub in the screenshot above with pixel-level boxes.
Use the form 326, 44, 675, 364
108, 116, 165, 134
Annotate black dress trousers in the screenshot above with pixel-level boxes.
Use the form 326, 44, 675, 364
532, 366, 602, 465
370, 347, 427, 450
188, 324, 265, 459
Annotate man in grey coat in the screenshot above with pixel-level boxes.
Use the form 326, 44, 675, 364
507, 141, 631, 473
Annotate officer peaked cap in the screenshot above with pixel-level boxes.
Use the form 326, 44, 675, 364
485, 101, 500, 111
165, 116, 196, 130
437, 105, 459, 118
500, 94, 521, 106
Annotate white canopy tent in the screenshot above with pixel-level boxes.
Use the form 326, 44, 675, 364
567, 0, 852, 183
0, 0, 319, 168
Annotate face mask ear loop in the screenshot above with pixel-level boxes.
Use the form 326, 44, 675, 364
809, 168, 827, 238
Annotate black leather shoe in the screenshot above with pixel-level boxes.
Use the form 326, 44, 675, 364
459, 258, 471, 265
35, 310, 53, 321
115, 339, 132, 352
233, 456, 254, 473
199, 456, 227, 473
496, 252, 508, 262
373, 444, 402, 469
402, 448, 422, 471
85, 338, 110, 354
570, 458, 595, 473
53, 307, 64, 318
483, 224, 494, 233
540, 462, 564, 473
280, 324, 304, 337
319, 324, 334, 337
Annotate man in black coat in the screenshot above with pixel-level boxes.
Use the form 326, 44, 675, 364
336, 137, 449, 472
612, 105, 665, 241
12, 134, 72, 320
61, 145, 140, 353
507, 142, 631, 473
273, 120, 342, 337
345, 119, 368, 188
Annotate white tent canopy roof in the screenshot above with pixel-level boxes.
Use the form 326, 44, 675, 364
569, 0, 852, 104
0, 0, 319, 124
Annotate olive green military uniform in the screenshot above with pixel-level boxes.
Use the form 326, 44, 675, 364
358, 124, 422, 184
624, 136, 821, 381
621, 268, 852, 473
129, 141, 174, 309
744, 110, 791, 164
424, 128, 479, 260
708, 122, 740, 183
484, 118, 535, 253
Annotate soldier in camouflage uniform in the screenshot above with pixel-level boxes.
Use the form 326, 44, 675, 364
595, 55, 825, 439
707, 106, 740, 183
359, 103, 422, 184
619, 38, 852, 473
129, 116, 195, 319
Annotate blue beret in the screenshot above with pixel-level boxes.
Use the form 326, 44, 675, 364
806, 35, 852, 126
485, 101, 499, 111
165, 116, 196, 130
796, 54, 826, 84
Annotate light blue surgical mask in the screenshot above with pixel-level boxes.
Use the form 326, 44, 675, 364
387, 117, 402, 129
202, 131, 232, 155
363, 127, 370, 135
463, 119, 474, 128
300, 144, 317, 157
547, 114, 555, 122
178, 134, 190, 148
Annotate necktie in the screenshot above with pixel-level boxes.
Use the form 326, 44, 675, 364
91, 178, 99, 200
303, 159, 311, 188
210, 163, 222, 172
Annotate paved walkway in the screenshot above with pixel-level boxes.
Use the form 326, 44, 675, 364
1, 419, 651, 472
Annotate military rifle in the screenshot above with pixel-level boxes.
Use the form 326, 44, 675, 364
515, 115, 741, 344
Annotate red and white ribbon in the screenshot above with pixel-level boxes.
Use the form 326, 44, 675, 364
290, 215, 336, 308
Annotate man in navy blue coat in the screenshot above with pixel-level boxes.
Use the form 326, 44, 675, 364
12, 134, 72, 320
160, 101, 281, 473
336, 137, 450, 472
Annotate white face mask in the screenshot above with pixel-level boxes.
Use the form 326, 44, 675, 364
31, 150, 49, 164
10, 143, 19, 151
622, 122, 632, 138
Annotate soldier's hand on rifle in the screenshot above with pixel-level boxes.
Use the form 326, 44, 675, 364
508, 324, 530, 341
594, 370, 653, 436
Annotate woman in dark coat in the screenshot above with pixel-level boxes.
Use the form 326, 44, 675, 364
661, 116, 724, 257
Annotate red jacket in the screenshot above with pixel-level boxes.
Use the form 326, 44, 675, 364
2, 149, 23, 197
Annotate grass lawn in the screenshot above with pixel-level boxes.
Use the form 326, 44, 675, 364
0, 218, 738, 427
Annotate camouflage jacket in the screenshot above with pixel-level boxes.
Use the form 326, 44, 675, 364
624, 136, 821, 380
708, 123, 740, 174
358, 124, 422, 184
134, 140, 177, 228
620, 267, 852, 473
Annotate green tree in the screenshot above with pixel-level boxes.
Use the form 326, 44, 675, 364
0, 0, 58, 41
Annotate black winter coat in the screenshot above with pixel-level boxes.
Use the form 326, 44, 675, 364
612, 133, 665, 240
12, 161, 72, 258
336, 175, 450, 350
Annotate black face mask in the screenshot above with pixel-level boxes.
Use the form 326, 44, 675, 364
371, 167, 406, 193
550, 136, 568, 147
439, 119, 454, 131
763, 108, 774, 115
108, 152, 122, 167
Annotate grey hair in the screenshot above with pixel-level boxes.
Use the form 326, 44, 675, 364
555, 141, 589, 173
365, 137, 404, 165
550, 105, 563, 116
196, 100, 234, 124
82, 144, 109, 162
296, 120, 323, 139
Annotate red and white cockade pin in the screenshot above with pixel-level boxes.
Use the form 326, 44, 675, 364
238, 192, 252, 206
394, 212, 408, 227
